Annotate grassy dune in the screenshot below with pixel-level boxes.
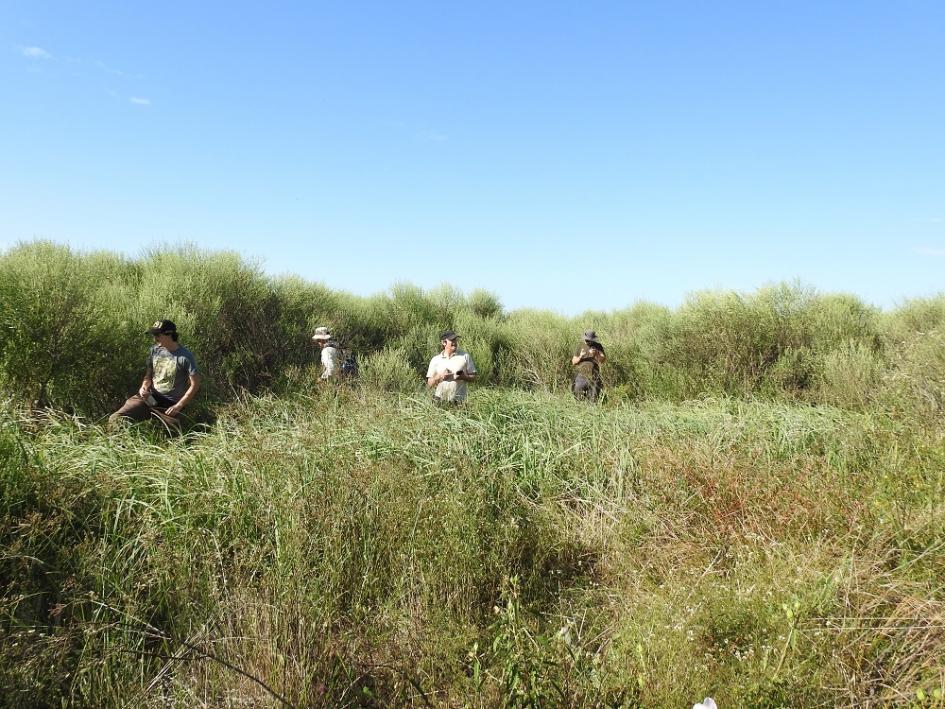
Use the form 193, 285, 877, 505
2, 241, 944, 705
3, 387, 943, 706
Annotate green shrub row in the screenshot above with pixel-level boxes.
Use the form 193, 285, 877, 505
1, 240, 943, 416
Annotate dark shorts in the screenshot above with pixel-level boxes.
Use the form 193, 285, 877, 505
573, 375, 602, 402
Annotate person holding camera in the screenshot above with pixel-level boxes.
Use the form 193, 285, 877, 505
571, 329, 606, 402
426, 330, 477, 404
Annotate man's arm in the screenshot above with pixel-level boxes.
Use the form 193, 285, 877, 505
426, 359, 444, 388
427, 371, 449, 388
138, 362, 154, 397
165, 374, 200, 417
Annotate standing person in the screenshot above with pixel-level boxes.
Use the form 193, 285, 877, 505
311, 326, 341, 380
426, 330, 477, 404
571, 329, 606, 402
109, 319, 200, 427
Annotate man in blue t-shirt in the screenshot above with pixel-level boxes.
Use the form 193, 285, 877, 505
109, 319, 200, 427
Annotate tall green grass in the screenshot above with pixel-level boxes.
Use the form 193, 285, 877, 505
1, 390, 942, 706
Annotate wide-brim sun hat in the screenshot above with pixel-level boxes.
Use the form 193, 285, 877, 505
312, 326, 332, 341
583, 329, 600, 343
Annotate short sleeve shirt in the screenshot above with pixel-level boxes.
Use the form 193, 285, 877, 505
320, 344, 340, 379
573, 341, 604, 380
426, 349, 477, 402
148, 344, 199, 403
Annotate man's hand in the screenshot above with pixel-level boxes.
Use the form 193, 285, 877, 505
138, 382, 151, 398
165, 403, 183, 417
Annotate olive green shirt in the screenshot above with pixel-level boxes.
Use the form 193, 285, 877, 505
573, 342, 603, 379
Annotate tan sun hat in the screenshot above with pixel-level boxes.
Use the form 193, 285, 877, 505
312, 326, 331, 341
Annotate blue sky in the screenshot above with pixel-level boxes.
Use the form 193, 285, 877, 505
2, 1, 943, 314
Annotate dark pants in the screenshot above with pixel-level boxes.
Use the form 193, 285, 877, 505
109, 394, 179, 429
573, 375, 602, 402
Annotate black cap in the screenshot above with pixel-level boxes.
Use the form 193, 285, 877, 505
146, 319, 177, 335
439, 329, 459, 342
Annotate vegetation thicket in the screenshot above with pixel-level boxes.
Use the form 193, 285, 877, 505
5, 241, 942, 415
1, 240, 944, 706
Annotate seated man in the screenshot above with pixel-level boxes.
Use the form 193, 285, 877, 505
109, 319, 200, 428
426, 330, 477, 404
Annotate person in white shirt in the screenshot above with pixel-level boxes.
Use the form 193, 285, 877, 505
426, 330, 477, 403
311, 326, 341, 380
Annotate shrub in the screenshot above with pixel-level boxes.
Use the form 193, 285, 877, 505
359, 346, 424, 393
885, 294, 945, 343
494, 310, 573, 391
808, 293, 882, 352
657, 283, 880, 400
818, 340, 885, 409
467, 289, 503, 320
660, 289, 781, 396
882, 328, 945, 417
763, 346, 817, 397
270, 275, 344, 370
453, 310, 505, 385
0, 242, 137, 413
131, 246, 285, 400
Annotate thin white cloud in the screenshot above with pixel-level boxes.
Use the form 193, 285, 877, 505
95, 59, 138, 78
129, 97, 151, 106
21, 46, 52, 59
914, 246, 945, 257
96, 59, 118, 74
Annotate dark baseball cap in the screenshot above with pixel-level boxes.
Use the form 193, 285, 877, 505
439, 329, 459, 342
146, 319, 177, 335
